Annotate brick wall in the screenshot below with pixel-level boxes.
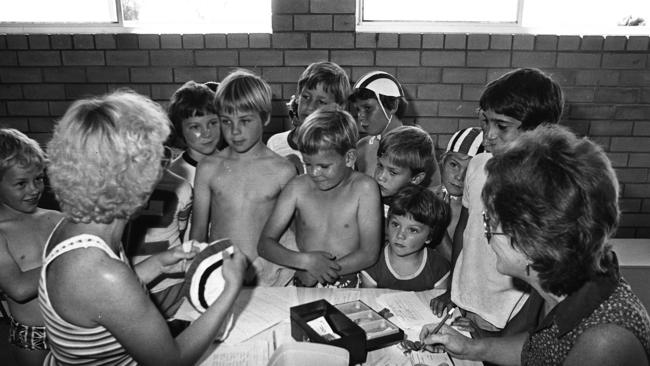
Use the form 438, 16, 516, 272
0, 0, 649, 237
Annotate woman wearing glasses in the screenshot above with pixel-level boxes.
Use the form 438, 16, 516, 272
421, 125, 649, 366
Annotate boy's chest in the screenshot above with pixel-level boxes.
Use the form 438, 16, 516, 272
297, 194, 358, 231
4, 229, 45, 271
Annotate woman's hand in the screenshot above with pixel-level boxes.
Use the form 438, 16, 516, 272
419, 323, 476, 359
156, 244, 198, 274
430, 290, 455, 317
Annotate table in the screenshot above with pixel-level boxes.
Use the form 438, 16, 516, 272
176, 287, 482, 366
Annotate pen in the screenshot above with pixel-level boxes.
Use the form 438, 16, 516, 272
431, 307, 455, 335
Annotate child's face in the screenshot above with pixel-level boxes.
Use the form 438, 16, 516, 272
479, 109, 522, 155
353, 97, 388, 136
0, 164, 45, 214
387, 213, 431, 258
441, 152, 471, 197
181, 114, 221, 158
374, 155, 416, 198
297, 83, 338, 125
220, 109, 264, 154
303, 149, 353, 191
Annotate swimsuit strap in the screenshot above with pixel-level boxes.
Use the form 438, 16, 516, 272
44, 234, 122, 266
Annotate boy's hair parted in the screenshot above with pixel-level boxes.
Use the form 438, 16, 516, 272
215, 69, 272, 124
167, 80, 218, 136
377, 125, 436, 186
0, 128, 46, 180
297, 106, 359, 156
388, 184, 451, 247
297, 61, 351, 106
479, 67, 564, 131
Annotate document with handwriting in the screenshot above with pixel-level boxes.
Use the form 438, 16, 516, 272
376, 291, 437, 328
200, 340, 270, 366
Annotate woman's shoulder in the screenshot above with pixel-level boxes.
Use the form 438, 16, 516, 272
566, 323, 649, 366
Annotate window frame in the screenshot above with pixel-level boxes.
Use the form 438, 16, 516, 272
356, 0, 650, 36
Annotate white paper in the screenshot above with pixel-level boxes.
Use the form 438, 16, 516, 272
200, 340, 270, 366
409, 350, 454, 366
376, 291, 437, 329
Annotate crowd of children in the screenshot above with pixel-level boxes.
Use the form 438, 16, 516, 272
5, 62, 642, 365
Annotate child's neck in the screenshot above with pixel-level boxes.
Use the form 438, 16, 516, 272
227, 140, 265, 159
386, 245, 426, 277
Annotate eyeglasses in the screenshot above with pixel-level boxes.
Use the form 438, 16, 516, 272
482, 211, 508, 242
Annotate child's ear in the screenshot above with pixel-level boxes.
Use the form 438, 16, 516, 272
263, 114, 271, 127
345, 149, 357, 168
410, 172, 426, 185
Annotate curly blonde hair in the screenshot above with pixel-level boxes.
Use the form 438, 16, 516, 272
47, 90, 170, 223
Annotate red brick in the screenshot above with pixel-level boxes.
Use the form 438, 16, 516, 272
195, 50, 238, 66
438, 101, 478, 117
6, 35, 28, 50
562, 87, 595, 103
580, 36, 604, 51
0, 85, 22, 99
72, 35, 94, 49
272, 33, 308, 49
28, 118, 56, 133
615, 106, 650, 120
64, 84, 108, 99
462, 85, 484, 101
422, 34, 444, 49
250, 34, 271, 48
625, 184, 650, 198
311, 33, 354, 49
511, 51, 556, 68
116, 34, 138, 49
611, 137, 650, 152
272, 15, 293, 32
86, 67, 129, 82
627, 36, 649, 51
0, 118, 29, 131
444, 34, 466, 49
262, 67, 304, 83
633, 122, 650, 136
50, 35, 72, 49
333, 15, 355, 31
535, 35, 557, 50
227, 34, 249, 48
602, 53, 646, 69
417, 118, 458, 134
642, 88, 650, 103
43, 67, 85, 82
575, 70, 620, 86
489, 35, 511, 50
512, 35, 534, 50
7, 101, 48, 116
400, 34, 421, 49
595, 88, 639, 103
138, 34, 160, 49
0, 67, 42, 83
643, 199, 650, 213
284, 50, 329, 66
421, 51, 465, 67
160, 35, 182, 49
589, 121, 633, 136
150, 50, 194, 66
603, 36, 626, 51
181, 35, 204, 49
407, 100, 438, 116
566, 120, 590, 136
106, 50, 149, 66
131, 67, 173, 82
174, 67, 218, 83
240, 50, 283, 66
467, 51, 510, 67
558, 36, 580, 50
616, 168, 648, 183
629, 153, 650, 167
310, 0, 355, 14
569, 105, 616, 119
467, 34, 489, 50
376, 50, 419, 66
619, 213, 650, 226
418, 84, 461, 100
95, 34, 116, 49
350, 67, 396, 81
545, 69, 575, 85
557, 53, 601, 68
28, 35, 49, 49
62, 51, 104, 66
356, 33, 378, 48
377, 34, 398, 48
151, 84, 181, 100
294, 15, 332, 31
0, 51, 17, 66
606, 152, 629, 167
442, 69, 486, 84
18, 51, 61, 66
48, 101, 72, 116
272, 0, 308, 14
620, 71, 650, 86
396, 67, 441, 83
331, 50, 373, 66
23, 84, 65, 100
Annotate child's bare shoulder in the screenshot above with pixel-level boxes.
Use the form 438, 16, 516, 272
356, 135, 372, 149
349, 170, 379, 191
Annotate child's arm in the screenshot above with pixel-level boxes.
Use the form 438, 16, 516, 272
0, 233, 40, 302
258, 178, 341, 284
189, 161, 212, 242
335, 179, 382, 275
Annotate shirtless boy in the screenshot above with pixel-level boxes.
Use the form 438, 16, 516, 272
190, 69, 296, 285
0, 129, 62, 365
258, 107, 382, 287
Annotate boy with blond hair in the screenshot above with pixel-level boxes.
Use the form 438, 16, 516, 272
258, 107, 382, 287
190, 69, 297, 285
267, 61, 350, 174
0, 128, 62, 365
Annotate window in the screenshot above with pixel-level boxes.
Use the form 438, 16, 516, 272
357, 0, 650, 35
0, 0, 271, 34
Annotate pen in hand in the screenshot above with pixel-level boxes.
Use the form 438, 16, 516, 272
431, 307, 456, 335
